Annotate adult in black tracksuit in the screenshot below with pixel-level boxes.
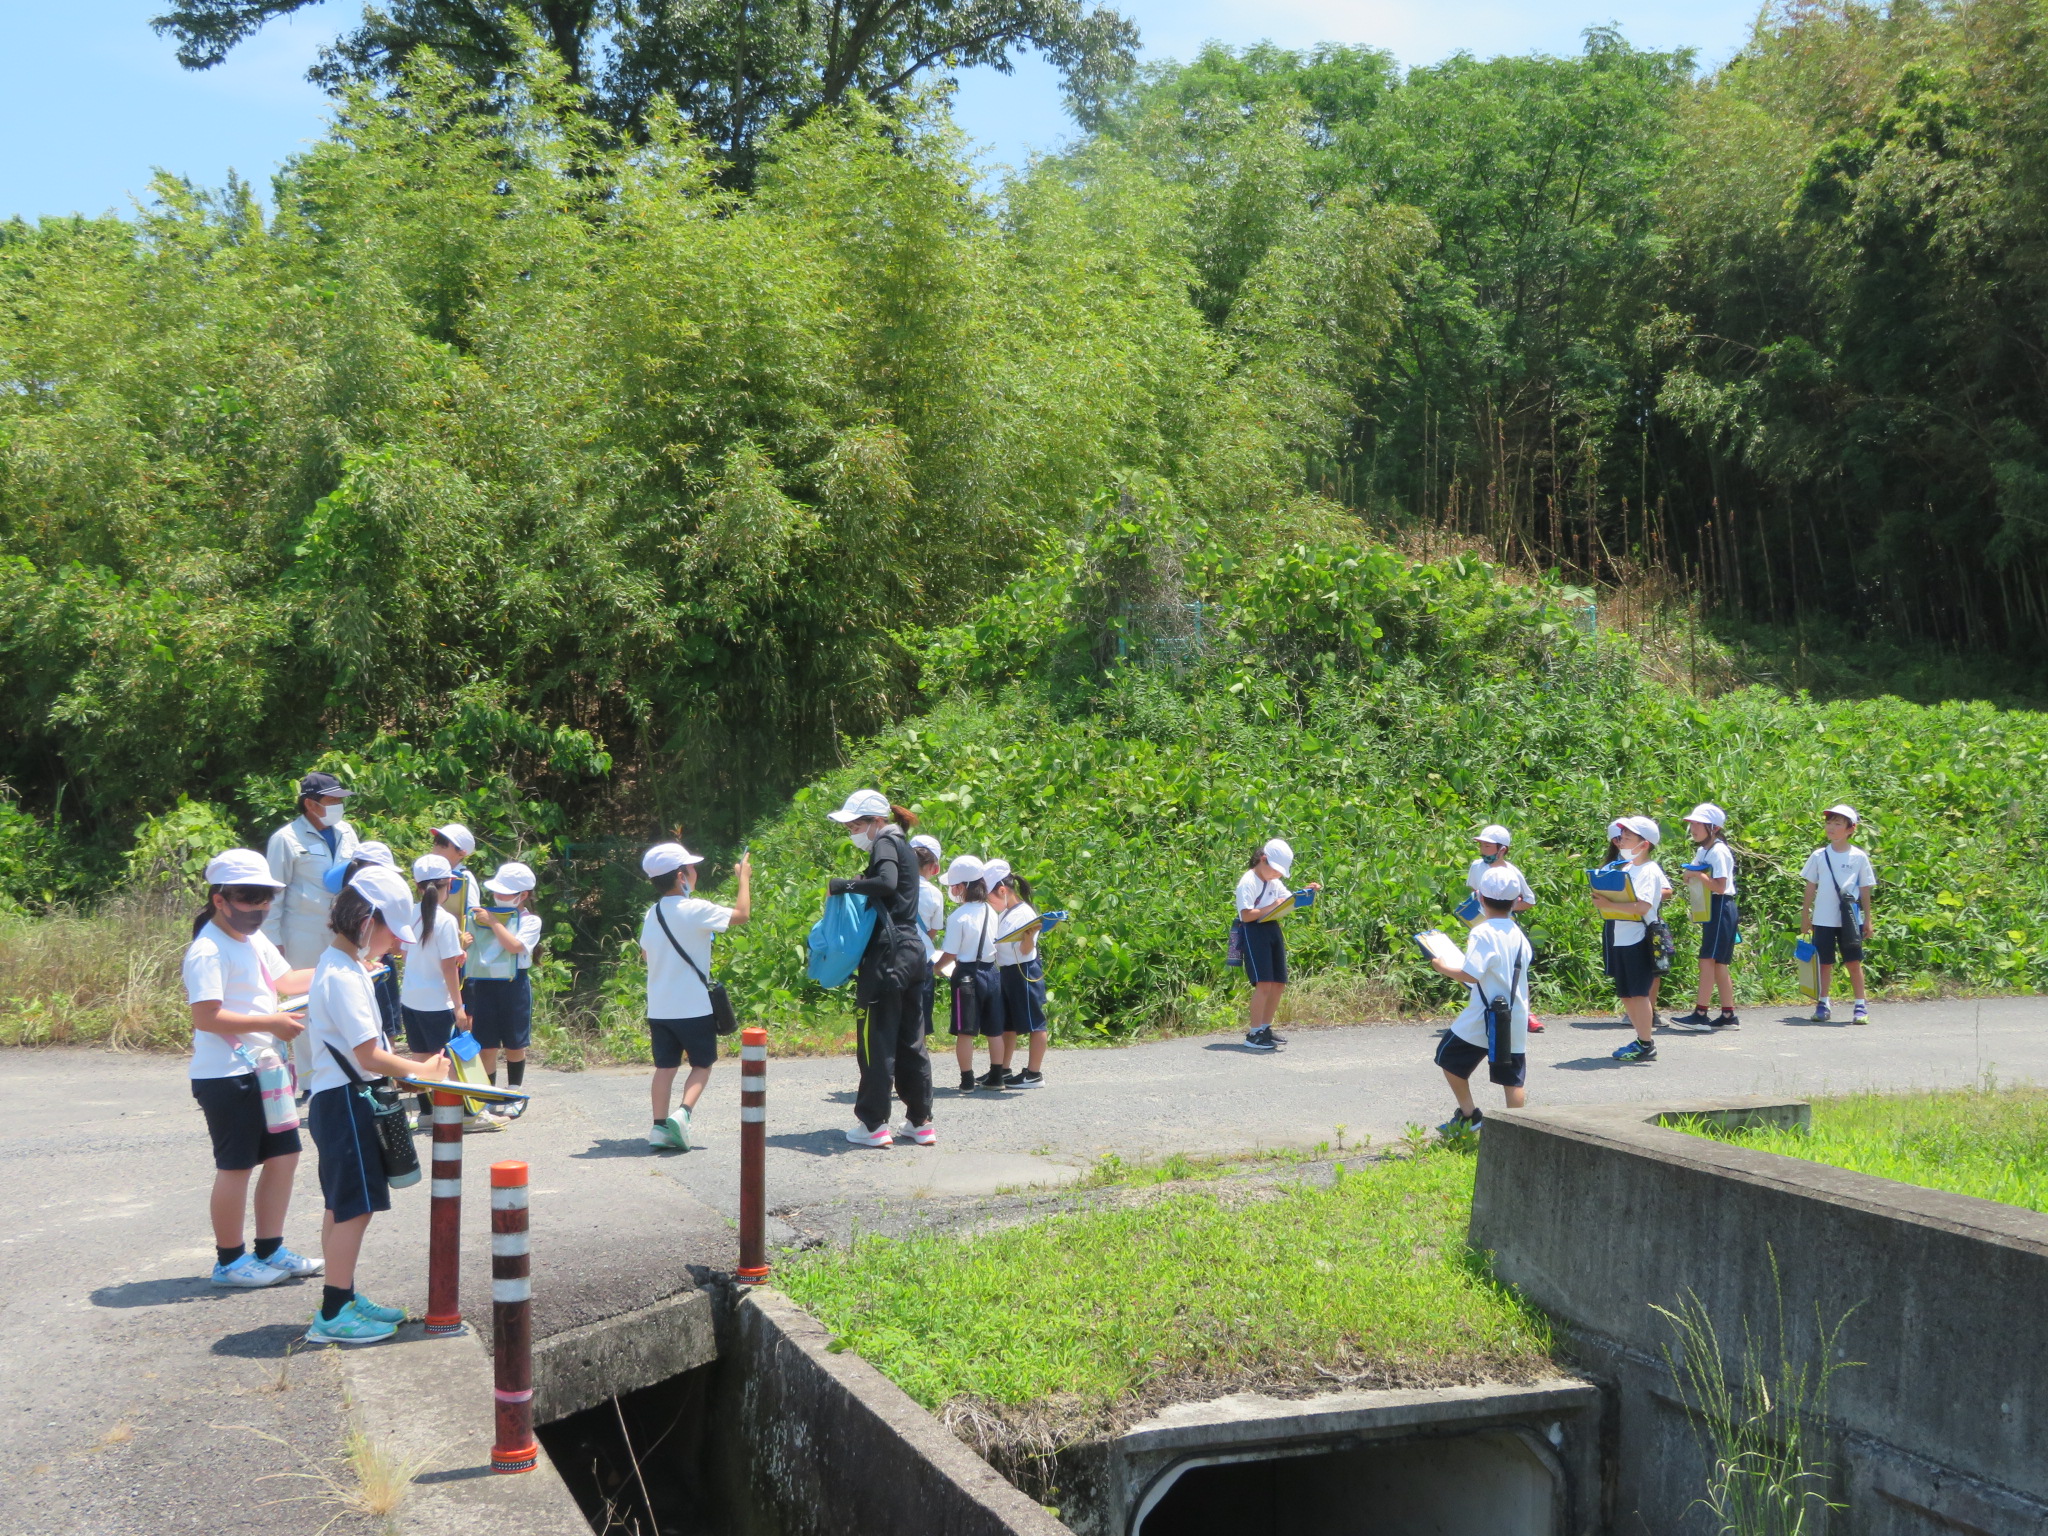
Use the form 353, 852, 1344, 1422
826, 789, 935, 1147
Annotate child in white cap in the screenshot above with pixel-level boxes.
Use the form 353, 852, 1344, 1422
469, 861, 542, 1112
1467, 823, 1541, 1032
1234, 838, 1319, 1052
1428, 864, 1535, 1135
398, 852, 470, 1123
640, 841, 751, 1150
1801, 804, 1876, 1023
303, 863, 445, 1345
1602, 816, 1671, 1063
936, 855, 1003, 1093
182, 849, 319, 1289
909, 834, 946, 1045
1668, 803, 1740, 1032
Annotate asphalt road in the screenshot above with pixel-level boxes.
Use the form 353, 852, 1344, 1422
4, 994, 2042, 1533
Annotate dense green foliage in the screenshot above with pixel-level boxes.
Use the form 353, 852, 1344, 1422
780, 1145, 1549, 1410
1688, 1086, 2048, 1214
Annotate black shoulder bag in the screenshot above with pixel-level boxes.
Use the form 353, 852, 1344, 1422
1633, 864, 1677, 974
325, 1041, 422, 1188
1483, 944, 1528, 1065
656, 902, 739, 1035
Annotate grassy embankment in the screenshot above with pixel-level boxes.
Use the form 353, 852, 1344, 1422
1686, 1084, 2048, 1215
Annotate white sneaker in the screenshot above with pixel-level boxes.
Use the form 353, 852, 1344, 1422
463, 1112, 507, 1134
211, 1253, 288, 1288
649, 1118, 684, 1149
896, 1121, 937, 1147
845, 1123, 893, 1148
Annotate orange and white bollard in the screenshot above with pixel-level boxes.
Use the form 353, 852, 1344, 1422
425, 1089, 465, 1336
737, 1026, 770, 1287
489, 1160, 538, 1474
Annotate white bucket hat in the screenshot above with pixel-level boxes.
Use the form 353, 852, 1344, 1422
484, 861, 538, 897
827, 789, 891, 824
1476, 866, 1523, 902
939, 855, 987, 888
1685, 803, 1727, 828
641, 842, 703, 878
1476, 824, 1512, 847
204, 849, 285, 888
1262, 838, 1295, 875
347, 863, 419, 943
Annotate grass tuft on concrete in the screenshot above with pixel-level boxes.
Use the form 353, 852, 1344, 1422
1687, 1083, 2048, 1214
779, 1146, 1552, 1415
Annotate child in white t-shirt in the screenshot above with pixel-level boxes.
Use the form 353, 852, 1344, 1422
638, 841, 750, 1151
988, 863, 1049, 1089
1602, 816, 1672, 1064
936, 856, 1002, 1092
1234, 838, 1320, 1052
1801, 803, 1877, 1023
1668, 803, 1741, 1033
398, 852, 469, 1124
910, 835, 946, 1046
468, 861, 543, 1114
1467, 824, 1541, 1032
181, 849, 318, 1290
1427, 866, 1535, 1136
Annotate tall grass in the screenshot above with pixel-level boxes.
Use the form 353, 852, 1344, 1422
1688, 1084, 2048, 1214
0, 892, 190, 1048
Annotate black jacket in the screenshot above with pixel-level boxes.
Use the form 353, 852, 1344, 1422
830, 828, 925, 1004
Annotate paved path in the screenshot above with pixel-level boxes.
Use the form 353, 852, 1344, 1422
4, 994, 2042, 1533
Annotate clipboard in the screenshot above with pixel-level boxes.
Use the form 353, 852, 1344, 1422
994, 909, 1070, 946
1412, 929, 1465, 968
1588, 866, 1637, 921
1260, 889, 1316, 922
397, 1075, 530, 1106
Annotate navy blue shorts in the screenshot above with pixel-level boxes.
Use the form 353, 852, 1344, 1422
308, 1085, 390, 1223
949, 962, 1000, 1036
1698, 895, 1738, 964
402, 1005, 456, 1055
995, 958, 1049, 1033
1608, 938, 1656, 1000
192, 1075, 302, 1171
1239, 919, 1288, 985
467, 972, 532, 1049
1812, 924, 1864, 965
648, 1014, 718, 1071
1435, 1032, 1527, 1088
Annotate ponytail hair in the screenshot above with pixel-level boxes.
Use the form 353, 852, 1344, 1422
890, 803, 917, 831
1002, 872, 1034, 903
415, 879, 442, 944
193, 887, 223, 940
330, 886, 375, 947
1246, 847, 1265, 871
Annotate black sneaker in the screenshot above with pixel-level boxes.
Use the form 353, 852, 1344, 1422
1665, 1009, 1715, 1033
977, 1067, 1009, 1090
959, 1071, 977, 1092
1243, 1027, 1279, 1052
1012, 1069, 1044, 1089
1712, 1011, 1741, 1031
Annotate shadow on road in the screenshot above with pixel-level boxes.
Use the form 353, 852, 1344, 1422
91, 1277, 247, 1309
766, 1128, 878, 1157
571, 1137, 663, 1160
210, 1321, 311, 1358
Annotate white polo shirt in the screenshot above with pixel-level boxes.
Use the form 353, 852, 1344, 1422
182, 922, 292, 1079
304, 947, 386, 1096
399, 903, 467, 1011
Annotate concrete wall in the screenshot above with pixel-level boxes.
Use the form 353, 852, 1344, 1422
713, 1287, 1076, 1536
533, 1284, 719, 1425
1469, 1098, 2048, 1535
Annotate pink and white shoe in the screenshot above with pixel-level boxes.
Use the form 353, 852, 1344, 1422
896, 1121, 937, 1147
844, 1123, 893, 1148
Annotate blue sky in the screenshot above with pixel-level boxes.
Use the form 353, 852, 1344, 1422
2, 0, 1767, 220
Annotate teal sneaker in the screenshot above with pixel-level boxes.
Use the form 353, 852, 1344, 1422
305, 1299, 397, 1346
676, 1106, 693, 1150
648, 1117, 685, 1150
259, 1245, 323, 1279
1611, 1039, 1657, 1063
350, 1293, 407, 1325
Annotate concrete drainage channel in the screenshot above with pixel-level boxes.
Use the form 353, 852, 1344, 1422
518, 1285, 1602, 1536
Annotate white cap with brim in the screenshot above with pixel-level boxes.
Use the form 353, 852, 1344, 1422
827, 789, 891, 824
641, 842, 703, 878
325, 841, 398, 894
982, 859, 1012, 889
1476, 866, 1523, 902
484, 861, 538, 897
205, 849, 285, 889
1262, 838, 1295, 875
348, 863, 419, 944
1621, 815, 1662, 846
430, 823, 476, 856
909, 834, 943, 861
1606, 820, 1626, 841
1476, 824, 1512, 847
1825, 803, 1860, 825
939, 855, 987, 888
1685, 803, 1727, 828
412, 853, 453, 883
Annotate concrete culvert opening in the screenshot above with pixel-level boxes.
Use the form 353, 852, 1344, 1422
1132, 1429, 1562, 1536
537, 1362, 726, 1536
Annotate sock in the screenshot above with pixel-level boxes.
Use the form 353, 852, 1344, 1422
320, 1285, 354, 1322
217, 1244, 245, 1268
253, 1236, 283, 1262
506, 1060, 525, 1088
416, 1093, 432, 1116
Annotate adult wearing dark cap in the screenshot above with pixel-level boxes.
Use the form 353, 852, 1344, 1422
264, 772, 361, 1084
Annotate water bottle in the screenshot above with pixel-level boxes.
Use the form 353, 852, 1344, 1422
235, 1041, 301, 1134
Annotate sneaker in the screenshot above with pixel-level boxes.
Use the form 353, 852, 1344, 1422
1851, 1001, 1869, 1024
845, 1123, 893, 1148
1612, 1039, 1657, 1064
211, 1253, 288, 1289
1712, 1012, 1741, 1031
1527, 1014, 1545, 1033
977, 1067, 1009, 1090
304, 1299, 397, 1346
503, 1097, 528, 1120
896, 1121, 938, 1147
350, 1293, 407, 1325
676, 1106, 693, 1148
649, 1118, 685, 1150
958, 1071, 977, 1093
1437, 1110, 1480, 1138
1012, 1069, 1045, 1089
463, 1112, 508, 1134
1243, 1027, 1279, 1052
1811, 1000, 1832, 1023
258, 1245, 323, 1278
1665, 1009, 1715, 1033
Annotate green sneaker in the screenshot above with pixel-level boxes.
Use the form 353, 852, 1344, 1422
351, 1293, 407, 1325
648, 1117, 685, 1151
305, 1299, 397, 1346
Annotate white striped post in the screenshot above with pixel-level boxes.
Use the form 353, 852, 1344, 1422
737, 1026, 770, 1286
489, 1160, 538, 1474
424, 1089, 465, 1336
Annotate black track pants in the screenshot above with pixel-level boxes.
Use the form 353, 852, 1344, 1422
855, 987, 932, 1132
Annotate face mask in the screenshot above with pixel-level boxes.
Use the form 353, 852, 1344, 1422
848, 828, 876, 852
221, 904, 266, 935
309, 802, 338, 829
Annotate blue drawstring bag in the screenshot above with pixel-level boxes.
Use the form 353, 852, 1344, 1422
807, 892, 878, 989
